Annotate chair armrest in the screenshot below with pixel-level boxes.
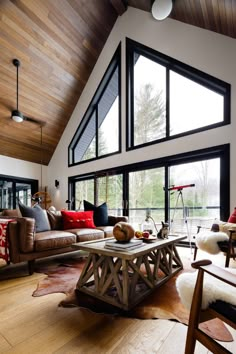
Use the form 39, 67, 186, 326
228, 229, 236, 241
191, 259, 236, 287
108, 215, 128, 226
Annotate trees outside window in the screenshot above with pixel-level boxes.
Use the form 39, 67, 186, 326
127, 38, 230, 150
69, 145, 229, 234
69, 44, 121, 166
128, 167, 165, 228
68, 39, 230, 238
74, 179, 94, 210
169, 158, 220, 234
97, 174, 123, 215
133, 55, 166, 145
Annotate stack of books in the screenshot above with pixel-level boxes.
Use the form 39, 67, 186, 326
105, 238, 143, 251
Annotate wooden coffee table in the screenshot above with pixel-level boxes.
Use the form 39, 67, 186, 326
72, 235, 186, 310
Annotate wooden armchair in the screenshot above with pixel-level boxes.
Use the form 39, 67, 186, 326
194, 225, 236, 267
185, 259, 236, 354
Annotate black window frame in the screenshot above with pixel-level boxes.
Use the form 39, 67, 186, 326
126, 38, 231, 150
0, 174, 38, 211
68, 144, 230, 222
68, 43, 122, 167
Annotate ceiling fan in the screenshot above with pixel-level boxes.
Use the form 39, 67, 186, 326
12, 58, 45, 126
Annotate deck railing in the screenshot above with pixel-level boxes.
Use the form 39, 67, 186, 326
108, 206, 220, 236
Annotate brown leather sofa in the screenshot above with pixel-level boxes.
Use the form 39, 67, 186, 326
1, 209, 127, 274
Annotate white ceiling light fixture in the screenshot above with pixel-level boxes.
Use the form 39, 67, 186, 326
151, 0, 173, 21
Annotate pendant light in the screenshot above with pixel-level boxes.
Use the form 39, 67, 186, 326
151, 0, 173, 21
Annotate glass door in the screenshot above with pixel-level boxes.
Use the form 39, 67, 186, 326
74, 179, 95, 210
128, 167, 165, 230
97, 174, 123, 216
169, 158, 220, 234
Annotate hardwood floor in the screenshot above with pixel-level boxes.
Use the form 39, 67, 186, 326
0, 248, 236, 353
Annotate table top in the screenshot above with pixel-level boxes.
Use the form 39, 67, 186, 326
72, 235, 186, 260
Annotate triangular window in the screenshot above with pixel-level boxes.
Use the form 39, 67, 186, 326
69, 44, 121, 166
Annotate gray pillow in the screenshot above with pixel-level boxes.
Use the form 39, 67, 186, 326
18, 202, 51, 233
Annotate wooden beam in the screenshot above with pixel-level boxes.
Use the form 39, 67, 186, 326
110, 0, 127, 16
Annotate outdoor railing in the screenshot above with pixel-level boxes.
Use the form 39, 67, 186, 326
108, 206, 220, 236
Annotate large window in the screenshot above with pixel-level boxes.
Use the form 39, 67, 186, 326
129, 168, 165, 229
126, 38, 230, 149
0, 175, 38, 210
69, 43, 121, 166
133, 55, 166, 145
169, 158, 221, 235
97, 174, 123, 215
72, 173, 123, 216
74, 178, 94, 210
69, 144, 229, 237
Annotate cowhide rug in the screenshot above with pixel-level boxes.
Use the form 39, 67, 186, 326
32, 256, 233, 342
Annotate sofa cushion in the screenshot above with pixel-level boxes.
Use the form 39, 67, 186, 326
83, 200, 109, 226
47, 209, 63, 230
61, 210, 96, 230
68, 228, 104, 242
96, 225, 114, 238
18, 202, 51, 233
34, 230, 76, 251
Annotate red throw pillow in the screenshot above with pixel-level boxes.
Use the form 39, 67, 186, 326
61, 210, 95, 229
228, 207, 236, 223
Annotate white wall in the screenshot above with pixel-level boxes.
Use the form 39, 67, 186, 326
48, 7, 236, 211
0, 154, 47, 189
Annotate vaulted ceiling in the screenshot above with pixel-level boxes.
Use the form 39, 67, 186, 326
0, 0, 235, 166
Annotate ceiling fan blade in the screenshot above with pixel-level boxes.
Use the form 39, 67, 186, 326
24, 115, 46, 126
0, 99, 13, 111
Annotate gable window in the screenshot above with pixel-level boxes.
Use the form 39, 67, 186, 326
69, 44, 121, 166
126, 38, 230, 149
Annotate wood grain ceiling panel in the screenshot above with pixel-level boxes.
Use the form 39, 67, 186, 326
0, 0, 117, 165
0, 0, 235, 166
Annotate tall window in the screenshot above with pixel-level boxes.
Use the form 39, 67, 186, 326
74, 178, 94, 210
126, 38, 230, 149
129, 167, 165, 229
69, 43, 121, 166
169, 158, 221, 234
71, 173, 123, 216
69, 145, 229, 234
97, 174, 123, 215
133, 55, 166, 145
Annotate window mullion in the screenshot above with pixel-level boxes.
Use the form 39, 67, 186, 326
164, 165, 169, 222
166, 68, 170, 138
95, 106, 99, 158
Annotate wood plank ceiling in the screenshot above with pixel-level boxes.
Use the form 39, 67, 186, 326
0, 0, 235, 166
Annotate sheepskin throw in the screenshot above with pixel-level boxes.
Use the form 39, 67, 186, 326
176, 269, 236, 310
195, 231, 228, 254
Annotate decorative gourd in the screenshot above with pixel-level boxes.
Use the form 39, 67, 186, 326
113, 222, 135, 242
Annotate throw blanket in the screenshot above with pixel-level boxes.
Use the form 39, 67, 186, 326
195, 231, 228, 254
176, 269, 236, 310
0, 218, 13, 262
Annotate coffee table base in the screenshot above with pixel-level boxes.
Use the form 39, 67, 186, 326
76, 243, 183, 310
